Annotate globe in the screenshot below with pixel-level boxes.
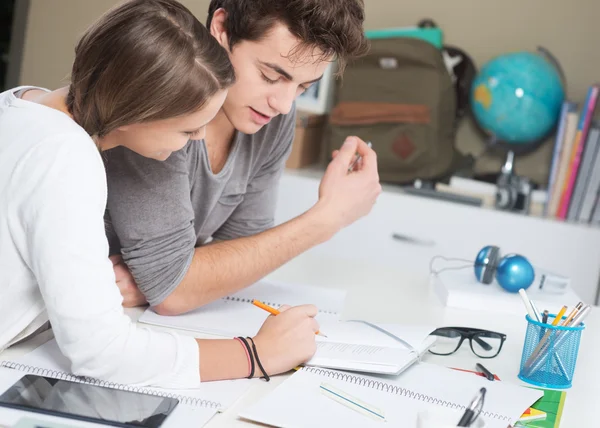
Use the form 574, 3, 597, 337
470, 51, 565, 145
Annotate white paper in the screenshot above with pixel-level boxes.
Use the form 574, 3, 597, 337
240, 364, 543, 428
138, 280, 346, 338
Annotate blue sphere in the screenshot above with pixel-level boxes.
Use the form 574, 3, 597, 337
496, 254, 535, 293
471, 51, 565, 144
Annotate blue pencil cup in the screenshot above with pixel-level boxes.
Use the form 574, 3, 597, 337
518, 314, 584, 389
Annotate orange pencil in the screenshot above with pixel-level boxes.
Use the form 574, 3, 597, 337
252, 299, 327, 337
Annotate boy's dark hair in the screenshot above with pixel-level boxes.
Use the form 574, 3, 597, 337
206, 0, 369, 72
67, 0, 235, 138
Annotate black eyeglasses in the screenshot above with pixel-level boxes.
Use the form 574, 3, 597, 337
428, 327, 506, 359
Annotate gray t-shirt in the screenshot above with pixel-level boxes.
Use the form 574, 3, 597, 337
104, 106, 296, 305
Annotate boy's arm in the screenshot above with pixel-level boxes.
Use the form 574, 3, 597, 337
154, 137, 380, 315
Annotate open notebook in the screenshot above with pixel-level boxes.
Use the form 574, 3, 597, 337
138, 280, 346, 338
0, 339, 253, 428
240, 364, 544, 428
308, 321, 437, 375
138, 280, 436, 376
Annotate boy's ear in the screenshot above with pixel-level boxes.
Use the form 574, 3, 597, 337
209, 8, 230, 51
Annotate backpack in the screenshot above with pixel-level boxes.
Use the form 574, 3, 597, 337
323, 35, 472, 185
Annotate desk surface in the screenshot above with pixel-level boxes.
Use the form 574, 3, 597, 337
2, 251, 598, 427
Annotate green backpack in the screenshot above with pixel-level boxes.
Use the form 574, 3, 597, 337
323, 37, 469, 184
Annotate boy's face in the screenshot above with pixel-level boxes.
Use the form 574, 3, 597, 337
214, 20, 331, 134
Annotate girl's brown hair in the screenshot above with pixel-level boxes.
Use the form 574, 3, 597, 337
67, 0, 235, 138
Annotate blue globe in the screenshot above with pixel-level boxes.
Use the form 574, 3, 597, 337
471, 51, 565, 145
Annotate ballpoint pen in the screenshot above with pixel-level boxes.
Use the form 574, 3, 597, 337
457, 387, 486, 427
475, 363, 494, 381
252, 299, 327, 337
347, 141, 372, 172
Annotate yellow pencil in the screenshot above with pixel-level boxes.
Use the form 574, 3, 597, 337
252, 299, 327, 337
551, 305, 568, 326
560, 302, 583, 327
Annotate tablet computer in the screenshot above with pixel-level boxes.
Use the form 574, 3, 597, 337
0, 374, 178, 428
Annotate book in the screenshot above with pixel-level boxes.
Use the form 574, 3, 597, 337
238, 363, 544, 428
514, 388, 566, 428
567, 122, 600, 220
0, 339, 254, 427
576, 124, 600, 222
545, 102, 576, 216
557, 85, 599, 219
548, 110, 579, 217
139, 280, 437, 376
433, 269, 582, 316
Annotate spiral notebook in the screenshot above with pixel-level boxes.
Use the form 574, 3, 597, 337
240, 363, 544, 428
138, 280, 346, 338
138, 281, 436, 375
0, 339, 254, 427
306, 321, 438, 375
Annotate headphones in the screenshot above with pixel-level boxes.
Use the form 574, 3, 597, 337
474, 245, 535, 293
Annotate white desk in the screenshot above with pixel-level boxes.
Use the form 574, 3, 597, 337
2, 251, 598, 427
2, 171, 598, 427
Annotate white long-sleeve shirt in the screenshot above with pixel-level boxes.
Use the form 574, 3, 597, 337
0, 87, 200, 388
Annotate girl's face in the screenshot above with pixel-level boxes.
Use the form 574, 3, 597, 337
109, 89, 227, 161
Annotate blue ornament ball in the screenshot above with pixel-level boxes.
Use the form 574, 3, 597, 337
496, 254, 535, 293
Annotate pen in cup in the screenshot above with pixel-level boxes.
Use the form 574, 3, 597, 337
347, 141, 372, 172
251, 299, 327, 337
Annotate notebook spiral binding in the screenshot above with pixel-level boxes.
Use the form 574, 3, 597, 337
0, 361, 220, 409
303, 367, 511, 423
222, 296, 338, 315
